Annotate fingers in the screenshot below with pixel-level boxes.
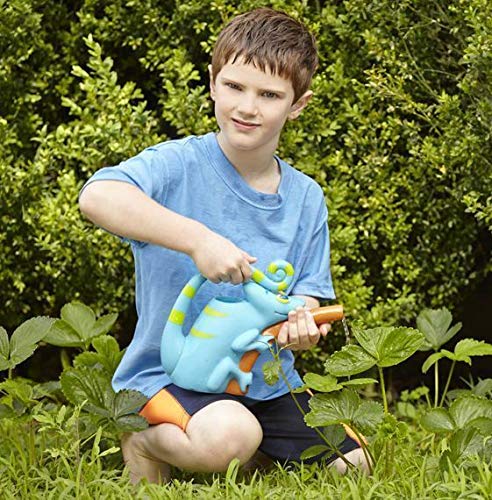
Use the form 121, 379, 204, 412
280, 308, 321, 351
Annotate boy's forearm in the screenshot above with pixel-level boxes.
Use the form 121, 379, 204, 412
79, 180, 207, 255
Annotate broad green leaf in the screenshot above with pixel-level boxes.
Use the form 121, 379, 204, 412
60, 302, 96, 337
303, 373, 342, 392
449, 396, 492, 429
92, 335, 123, 373
353, 326, 424, 367
448, 427, 483, 463
376, 328, 424, 367
113, 390, 148, 419
323, 424, 346, 449
114, 414, 149, 432
91, 314, 118, 338
453, 339, 492, 362
324, 345, 376, 377
305, 389, 360, 427
416, 308, 461, 350
44, 319, 83, 347
353, 401, 384, 431
422, 352, 445, 373
467, 417, 492, 435
262, 360, 281, 386
341, 378, 378, 387
421, 408, 455, 433
300, 444, 330, 461
0, 327, 10, 371
352, 327, 381, 357
9, 317, 54, 366
60, 367, 114, 416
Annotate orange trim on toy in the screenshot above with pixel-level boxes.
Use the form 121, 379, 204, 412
225, 305, 345, 395
139, 388, 191, 430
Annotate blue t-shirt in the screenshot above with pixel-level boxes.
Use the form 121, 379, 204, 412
83, 132, 335, 400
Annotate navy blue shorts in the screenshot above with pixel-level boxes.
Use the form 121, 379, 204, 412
140, 383, 361, 465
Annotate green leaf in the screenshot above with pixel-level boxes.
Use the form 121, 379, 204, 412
303, 373, 342, 392
447, 427, 483, 464
453, 339, 492, 362
114, 414, 148, 432
421, 408, 455, 433
422, 352, 445, 373
353, 401, 384, 431
324, 345, 376, 377
323, 424, 346, 449
60, 366, 114, 416
9, 317, 54, 366
376, 327, 424, 367
0, 327, 10, 371
467, 417, 492, 435
61, 302, 96, 337
113, 390, 148, 419
300, 444, 330, 461
91, 314, 118, 338
73, 335, 123, 375
353, 326, 424, 367
416, 308, 461, 350
474, 379, 492, 398
44, 319, 83, 347
262, 360, 281, 386
340, 378, 378, 387
449, 396, 492, 429
305, 389, 360, 427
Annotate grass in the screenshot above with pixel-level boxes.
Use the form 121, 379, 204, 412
0, 418, 491, 499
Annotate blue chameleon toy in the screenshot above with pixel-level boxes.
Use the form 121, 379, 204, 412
160, 260, 305, 394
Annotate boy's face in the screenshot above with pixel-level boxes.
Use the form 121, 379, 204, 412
209, 58, 311, 156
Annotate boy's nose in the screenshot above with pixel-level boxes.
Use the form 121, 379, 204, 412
236, 95, 258, 117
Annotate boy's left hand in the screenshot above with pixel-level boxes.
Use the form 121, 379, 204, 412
277, 307, 331, 351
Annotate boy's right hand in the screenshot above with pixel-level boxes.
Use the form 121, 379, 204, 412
189, 228, 257, 285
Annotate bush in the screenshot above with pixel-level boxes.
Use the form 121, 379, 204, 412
1, 0, 490, 346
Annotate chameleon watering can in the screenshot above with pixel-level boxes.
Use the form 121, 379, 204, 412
160, 260, 344, 395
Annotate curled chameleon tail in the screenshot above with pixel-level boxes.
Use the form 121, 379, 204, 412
249, 259, 295, 293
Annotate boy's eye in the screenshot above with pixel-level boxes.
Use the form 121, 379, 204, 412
262, 91, 278, 99
225, 82, 241, 90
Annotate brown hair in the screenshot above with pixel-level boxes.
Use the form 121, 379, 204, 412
211, 8, 318, 102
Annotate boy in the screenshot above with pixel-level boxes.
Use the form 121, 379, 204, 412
79, 8, 367, 483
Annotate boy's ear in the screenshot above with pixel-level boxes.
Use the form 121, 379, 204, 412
208, 64, 216, 101
288, 90, 313, 120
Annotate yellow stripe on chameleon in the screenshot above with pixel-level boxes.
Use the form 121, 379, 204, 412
285, 263, 294, 276
251, 269, 264, 283
277, 281, 288, 292
183, 284, 196, 299
169, 309, 185, 325
190, 328, 215, 339
204, 305, 228, 317
267, 262, 278, 274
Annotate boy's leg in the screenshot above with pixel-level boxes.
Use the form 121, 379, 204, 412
246, 391, 370, 473
122, 387, 263, 484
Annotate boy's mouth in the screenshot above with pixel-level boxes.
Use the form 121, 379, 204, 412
232, 118, 260, 130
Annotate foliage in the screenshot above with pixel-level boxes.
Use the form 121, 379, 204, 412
1, 0, 490, 343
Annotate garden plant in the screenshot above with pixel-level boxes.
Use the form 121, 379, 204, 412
2, 0, 491, 497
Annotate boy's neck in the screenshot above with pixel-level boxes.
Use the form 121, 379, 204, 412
216, 132, 281, 195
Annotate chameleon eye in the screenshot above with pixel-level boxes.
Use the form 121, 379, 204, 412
276, 294, 289, 304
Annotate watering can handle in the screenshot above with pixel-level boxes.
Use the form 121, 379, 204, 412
261, 304, 344, 338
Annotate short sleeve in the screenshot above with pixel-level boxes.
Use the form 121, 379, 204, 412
290, 195, 336, 300
79, 147, 171, 205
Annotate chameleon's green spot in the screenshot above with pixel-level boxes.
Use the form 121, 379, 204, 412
190, 328, 215, 339
183, 284, 196, 299
169, 309, 185, 325
204, 305, 228, 317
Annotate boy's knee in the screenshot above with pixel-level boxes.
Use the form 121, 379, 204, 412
330, 447, 371, 474
188, 401, 263, 471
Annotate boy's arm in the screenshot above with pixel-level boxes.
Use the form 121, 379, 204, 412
79, 180, 256, 283
277, 295, 331, 351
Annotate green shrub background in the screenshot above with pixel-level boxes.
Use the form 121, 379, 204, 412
2, 0, 491, 350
